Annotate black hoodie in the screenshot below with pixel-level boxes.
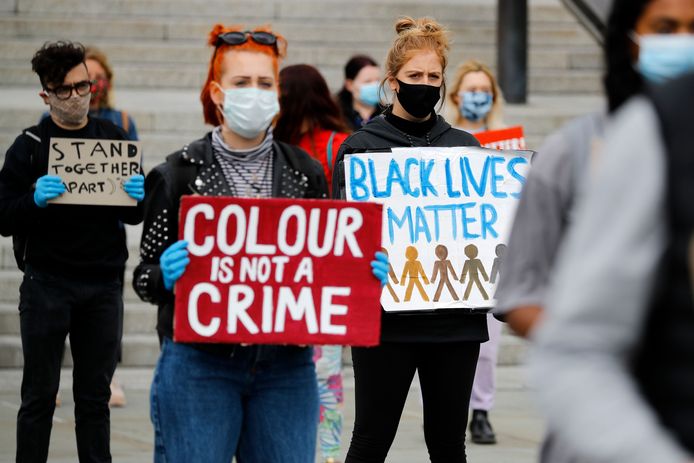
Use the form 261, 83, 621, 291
332, 111, 489, 343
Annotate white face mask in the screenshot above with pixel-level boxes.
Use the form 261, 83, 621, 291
216, 85, 279, 139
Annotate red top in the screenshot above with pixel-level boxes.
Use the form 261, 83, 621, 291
297, 128, 349, 193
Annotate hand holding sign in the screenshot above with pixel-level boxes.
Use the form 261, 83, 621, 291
371, 251, 390, 287
161, 240, 190, 291
174, 196, 383, 346
123, 174, 145, 202
34, 175, 66, 208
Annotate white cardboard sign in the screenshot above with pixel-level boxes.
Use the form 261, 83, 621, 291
345, 146, 532, 312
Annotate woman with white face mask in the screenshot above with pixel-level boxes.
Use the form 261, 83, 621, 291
337, 55, 384, 131
448, 60, 505, 135
132, 24, 389, 463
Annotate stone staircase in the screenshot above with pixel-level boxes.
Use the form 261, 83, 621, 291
0, 0, 604, 367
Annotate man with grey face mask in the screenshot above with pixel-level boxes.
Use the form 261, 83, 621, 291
0, 41, 145, 463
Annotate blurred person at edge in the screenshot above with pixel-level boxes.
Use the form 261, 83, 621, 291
332, 17, 486, 463
276, 64, 350, 193
132, 24, 387, 463
0, 41, 145, 463
336, 55, 385, 131
85, 46, 138, 141
447, 59, 506, 446
531, 73, 694, 463
492, 0, 694, 461
275, 64, 351, 463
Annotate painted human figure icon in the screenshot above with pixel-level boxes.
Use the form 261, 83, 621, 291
430, 244, 459, 302
381, 247, 400, 302
460, 244, 490, 301
400, 246, 430, 302
489, 243, 506, 285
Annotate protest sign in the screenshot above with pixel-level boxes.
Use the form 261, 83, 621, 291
47, 138, 142, 206
345, 146, 532, 312
474, 126, 526, 150
174, 196, 384, 346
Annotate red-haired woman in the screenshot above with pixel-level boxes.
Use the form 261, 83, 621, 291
275, 64, 351, 463
276, 64, 350, 193
133, 24, 337, 462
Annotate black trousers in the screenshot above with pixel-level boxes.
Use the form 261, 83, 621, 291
346, 341, 481, 463
16, 266, 122, 463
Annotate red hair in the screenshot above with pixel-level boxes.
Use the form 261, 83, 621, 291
200, 23, 287, 126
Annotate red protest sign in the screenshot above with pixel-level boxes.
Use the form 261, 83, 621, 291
174, 196, 383, 346
474, 126, 526, 150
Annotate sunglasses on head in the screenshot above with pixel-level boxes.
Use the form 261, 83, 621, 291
216, 30, 278, 49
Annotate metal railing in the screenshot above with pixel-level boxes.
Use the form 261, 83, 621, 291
497, 0, 611, 103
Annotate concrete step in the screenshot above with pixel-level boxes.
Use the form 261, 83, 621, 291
10, 0, 577, 23
0, 61, 603, 94
0, 39, 602, 72
0, 14, 594, 46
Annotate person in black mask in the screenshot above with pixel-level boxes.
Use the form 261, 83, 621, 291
332, 16, 485, 463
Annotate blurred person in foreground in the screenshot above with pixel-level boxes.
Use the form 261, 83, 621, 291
532, 70, 694, 463
495, 0, 694, 337
493, 0, 694, 460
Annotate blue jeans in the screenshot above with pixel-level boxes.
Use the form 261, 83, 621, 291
151, 338, 319, 463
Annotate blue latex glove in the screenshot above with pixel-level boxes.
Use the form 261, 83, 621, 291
123, 175, 145, 202
33, 175, 65, 208
160, 240, 190, 290
371, 251, 389, 287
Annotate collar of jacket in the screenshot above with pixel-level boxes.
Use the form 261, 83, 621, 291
179, 132, 311, 199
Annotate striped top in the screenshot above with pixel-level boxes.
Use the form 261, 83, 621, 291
211, 126, 274, 198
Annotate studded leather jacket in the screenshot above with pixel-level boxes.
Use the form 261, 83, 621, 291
132, 132, 328, 344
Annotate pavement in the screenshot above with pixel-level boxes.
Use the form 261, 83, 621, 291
0, 364, 544, 462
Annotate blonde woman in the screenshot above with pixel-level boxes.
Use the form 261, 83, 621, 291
333, 17, 486, 462
448, 60, 505, 134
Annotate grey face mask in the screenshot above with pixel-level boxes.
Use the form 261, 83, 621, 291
48, 92, 90, 126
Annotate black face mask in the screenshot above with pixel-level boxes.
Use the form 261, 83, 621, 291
395, 79, 441, 118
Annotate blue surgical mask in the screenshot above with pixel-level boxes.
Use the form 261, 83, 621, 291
358, 82, 381, 107
216, 85, 279, 139
635, 33, 694, 84
460, 91, 493, 122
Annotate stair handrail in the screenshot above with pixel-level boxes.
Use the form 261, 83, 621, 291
561, 0, 612, 44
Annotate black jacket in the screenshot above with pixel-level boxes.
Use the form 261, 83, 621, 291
0, 116, 143, 276
133, 133, 328, 344
333, 112, 489, 343
632, 74, 694, 453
